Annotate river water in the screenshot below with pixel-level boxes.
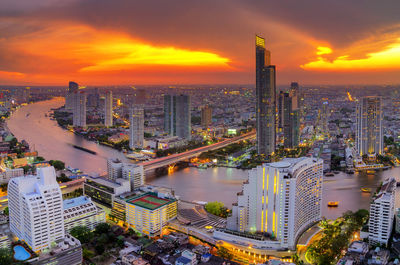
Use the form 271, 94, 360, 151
7, 98, 400, 220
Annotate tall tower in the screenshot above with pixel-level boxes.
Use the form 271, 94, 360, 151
66, 81, 79, 110
73, 90, 86, 127
356, 96, 383, 156
105, 90, 113, 127
129, 107, 144, 149
164, 94, 191, 140
256, 35, 276, 156
8, 167, 65, 252
201, 105, 212, 128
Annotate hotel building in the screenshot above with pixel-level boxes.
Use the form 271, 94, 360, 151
219, 157, 323, 250
356, 96, 383, 157
63, 196, 106, 233
129, 107, 144, 149
73, 90, 87, 127
8, 167, 65, 252
369, 177, 396, 247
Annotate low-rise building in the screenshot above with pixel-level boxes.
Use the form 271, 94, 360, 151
84, 176, 130, 208
63, 196, 106, 232
0, 234, 10, 249
181, 250, 197, 265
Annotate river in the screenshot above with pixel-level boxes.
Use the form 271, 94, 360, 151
7, 98, 400, 220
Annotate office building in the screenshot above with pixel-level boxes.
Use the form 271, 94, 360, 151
369, 177, 396, 247
73, 90, 86, 127
280, 91, 300, 149
107, 158, 144, 190
105, 90, 113, 127
129, 107, 144, 149
221, 157, 323, 250
201, 105, 212, 128
84, 176, 131, 208
8, 167, 65, 252
164, 94, 191, 140
320, 100, 329, 136
87, 87, 100, 108
125, 192, 177, 237
65, 81, 79, 110
0, 234, 10, 249
255, 35, 276, 156
356, 96, 383, 157
63, 196, 106, 233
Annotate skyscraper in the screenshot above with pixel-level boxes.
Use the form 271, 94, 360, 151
256, 35, 276, 156
105, 90, 113, 127
201, 105, 212, 128
65, 81, 79, 110
224, 157, 323, 250
73, 90, 86, 127
356, 96, 383, 157
369, 177, 396, 247
129, 107, 144, 149
8, 167, 65, 252
107, 158, 144, 190
164, 94, 191, 140
282, 92, 293, 148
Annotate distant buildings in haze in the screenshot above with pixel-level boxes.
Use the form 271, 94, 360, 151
104, 90, 113, 127
201, 105, 212, 128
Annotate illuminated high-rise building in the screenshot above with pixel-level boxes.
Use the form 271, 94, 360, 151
164, 94, 191, 140
8, 167, 65, 252
224, 157, 323, 250
66, 81, 79, 110
73, 90, 86, 127
104, 90, 113, 127
255, 35, 276, 156
129, 107, 144, 149
356, 96, 383, 156
201, 105, 212, 128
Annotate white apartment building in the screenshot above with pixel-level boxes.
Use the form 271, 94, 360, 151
1, 167, 24, 182
369, 177, 396, 247
122, 164, 144, 190
107, 158, 144, 190
8, 166, 65, 251
105, 90, 113, 127
73, 90, 86, 127
129, 107, 144, 149
63, 196, 106, 233
356, 96, 383, 157
223, 157, 323, 250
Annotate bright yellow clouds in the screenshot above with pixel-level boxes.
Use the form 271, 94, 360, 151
301, 38, 400, 71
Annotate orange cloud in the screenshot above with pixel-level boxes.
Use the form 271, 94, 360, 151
302, 38, 400, 71
0, 70, 25, 78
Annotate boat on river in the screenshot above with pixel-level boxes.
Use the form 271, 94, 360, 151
72, 145, 97, 155
327, 201, 339, 207
361, 188, 371, 193
324, 172, 334, 177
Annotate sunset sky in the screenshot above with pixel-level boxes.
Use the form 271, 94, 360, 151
1, 0, 400, 86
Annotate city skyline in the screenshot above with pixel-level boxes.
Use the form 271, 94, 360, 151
1, 0, 400, 85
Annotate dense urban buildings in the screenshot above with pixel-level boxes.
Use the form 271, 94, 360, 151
72, 90, 87, 127
356, 96, 383, 157
222, 157, 323, 250
255, 35, 276, 156
8, 167, 65, 251
164, 94, 191, 140
107, 158, 144, 190
368, 177, 396, 247
129, 107, 144, 149
105, 90, 113, 127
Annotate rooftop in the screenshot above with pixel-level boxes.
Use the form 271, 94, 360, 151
127, 192, 175, 210
63, 196, 92, 210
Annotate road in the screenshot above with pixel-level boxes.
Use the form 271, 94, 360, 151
140, 131, 256, 172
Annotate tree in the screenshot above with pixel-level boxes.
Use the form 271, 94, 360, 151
291, 253, 304, 265
97, 234, 109, 245
49, 160, 65, 170
0, 248, 14, 265
36, 156, 45, 162
0, 183, 7, 192
3, 207, 8, 216
70, 226, 93, 244
82, 247, 95, 260
205, 201, 230, 217
56, 174, 71, 183
95, 222, 111, 234
95, 244, 105, 255
217, 246, 232, 260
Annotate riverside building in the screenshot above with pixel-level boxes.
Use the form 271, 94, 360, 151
369, 177, 396, 247
217, 157, 323, 251
8, 166, 65, 252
